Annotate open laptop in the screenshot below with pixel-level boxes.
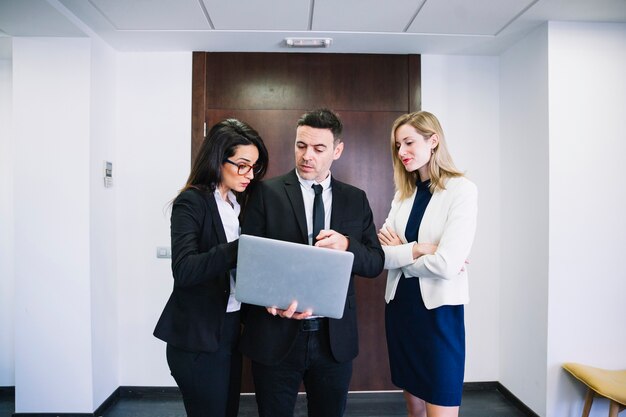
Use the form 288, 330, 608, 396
235, 234, 355, 319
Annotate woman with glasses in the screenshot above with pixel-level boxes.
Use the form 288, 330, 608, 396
154, 119, 268, 417
378, 111, 477, 417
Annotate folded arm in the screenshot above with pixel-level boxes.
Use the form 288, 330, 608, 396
402, 183, 477, 280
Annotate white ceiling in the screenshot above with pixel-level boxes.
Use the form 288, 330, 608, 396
0, 0, 625, 58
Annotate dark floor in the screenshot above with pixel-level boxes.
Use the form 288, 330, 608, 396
1, 388, 532, 417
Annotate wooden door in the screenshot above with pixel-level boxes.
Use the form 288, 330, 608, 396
192, 52, 420, 391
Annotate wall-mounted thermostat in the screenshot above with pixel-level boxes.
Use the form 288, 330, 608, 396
103, 161, 113, 188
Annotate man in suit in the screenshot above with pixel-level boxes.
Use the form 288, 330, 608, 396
240, 108, 384, 417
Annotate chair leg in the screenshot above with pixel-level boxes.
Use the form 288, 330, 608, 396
581, 388, 594, 417
608, 400, 623, 417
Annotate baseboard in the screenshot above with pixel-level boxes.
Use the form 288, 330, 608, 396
496, 382, 540, 417
114, 382, 502, 395
463, 381, 499, 391
0, 386, 15, 398
93, 387, 119, 416
7, 382, 538, 417
13, 414, 93, 417
118, 386, 181, 398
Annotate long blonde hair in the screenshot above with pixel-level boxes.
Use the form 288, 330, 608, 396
390, 111, 463, 200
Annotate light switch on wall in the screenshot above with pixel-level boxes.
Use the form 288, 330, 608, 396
103, 161, 113, 188
156, 246, 171, 259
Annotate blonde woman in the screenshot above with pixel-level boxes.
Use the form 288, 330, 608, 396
378, 111, 477, 417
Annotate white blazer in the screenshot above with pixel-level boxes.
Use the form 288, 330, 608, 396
382, 176, 478, 309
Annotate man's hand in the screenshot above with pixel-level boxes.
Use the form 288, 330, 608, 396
266, 300, 312, 320
314, 229, 349, 251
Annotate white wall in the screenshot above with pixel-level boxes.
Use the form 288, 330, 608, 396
498, 21, 626, 417
499, 24, 550, 415
12, 37, 94, 412
89, 36, 119, 407
546, 22, 626, 417
115, 52, 191, 385
0, 39, 14, 388
7, 33, 120, 411
422, 55, 501, 382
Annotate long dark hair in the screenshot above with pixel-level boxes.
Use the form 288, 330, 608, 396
180, 119, 268, 205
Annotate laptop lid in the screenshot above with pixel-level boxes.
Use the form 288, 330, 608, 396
235, 234, 354, 319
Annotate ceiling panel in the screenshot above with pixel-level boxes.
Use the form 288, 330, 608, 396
313, 0, 424, 32
2, 0, 625, 55
0, 0, 85, 37
408, 0, 536, 35
523, 0, 626, 22
202, 0, 310, 30
89, 0, 211, 30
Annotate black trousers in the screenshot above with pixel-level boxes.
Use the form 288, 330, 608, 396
251, 318, 353, 417
166, 311, 242, 417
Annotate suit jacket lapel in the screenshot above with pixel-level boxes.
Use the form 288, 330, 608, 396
283, 170, 308, 244
205, 191, 228, 244
330, 177, 347, 229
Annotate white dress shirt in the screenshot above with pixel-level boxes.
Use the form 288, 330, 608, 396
214, 188, 241, 312
295, 170, 333, 318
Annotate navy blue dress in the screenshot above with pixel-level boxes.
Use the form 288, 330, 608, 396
385, 179, 465, 407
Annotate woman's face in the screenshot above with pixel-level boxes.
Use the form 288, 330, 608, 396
220, 144, 259, 194
394, 124, 437, 177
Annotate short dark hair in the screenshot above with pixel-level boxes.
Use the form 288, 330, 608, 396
297, 108, 343, 143
182, 119, 268, 195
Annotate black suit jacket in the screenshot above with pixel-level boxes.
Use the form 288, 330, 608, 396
239, 170, 384, 365
154, 188, 238, 352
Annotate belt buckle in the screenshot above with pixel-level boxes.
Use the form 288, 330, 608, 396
301, 318, 321, 332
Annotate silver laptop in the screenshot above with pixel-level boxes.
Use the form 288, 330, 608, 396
235, 234, 355, 319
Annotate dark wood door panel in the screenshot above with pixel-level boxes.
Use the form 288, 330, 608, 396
205, 53, 409, 112
193, 52, 420, 393
327, 111, 398, 226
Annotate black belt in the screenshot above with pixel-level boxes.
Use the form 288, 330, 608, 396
300, 317, 326, 332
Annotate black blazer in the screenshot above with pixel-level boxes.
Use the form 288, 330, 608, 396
239, 170, 384, 365
154, 188, 238, 352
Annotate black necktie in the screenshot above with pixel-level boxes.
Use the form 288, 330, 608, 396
312, 184, 324, 244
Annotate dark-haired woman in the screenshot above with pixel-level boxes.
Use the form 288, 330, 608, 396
154, 119, 268, 417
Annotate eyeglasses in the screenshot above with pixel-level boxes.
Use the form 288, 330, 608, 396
224, 159, 261, 175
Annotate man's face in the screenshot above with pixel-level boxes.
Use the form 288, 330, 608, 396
294, 125, 343, 183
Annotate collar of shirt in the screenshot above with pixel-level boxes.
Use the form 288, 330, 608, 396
295, 169, 332, 192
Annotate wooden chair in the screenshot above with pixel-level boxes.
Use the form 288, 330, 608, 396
563, 362, 626, 417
